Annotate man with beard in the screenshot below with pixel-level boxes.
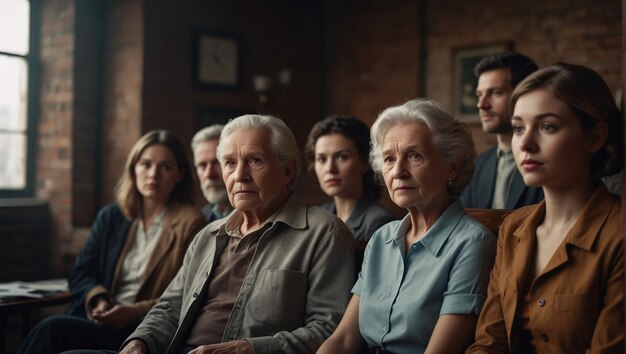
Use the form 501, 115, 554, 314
192, 125, 233, 222
461, 52, 544, 209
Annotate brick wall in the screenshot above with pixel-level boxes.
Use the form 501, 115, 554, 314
425, 0, 621, 152
323, 0, 621, 153
99, 0, 143, 205
36, 0, 75, 272
324, 0, 423, 126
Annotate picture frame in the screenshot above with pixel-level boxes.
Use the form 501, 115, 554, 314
191, 28, 242, 90
452, 42, 512, 123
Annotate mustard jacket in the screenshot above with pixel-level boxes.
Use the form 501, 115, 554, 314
67, 203, 206, 320
467, 184, 623, 353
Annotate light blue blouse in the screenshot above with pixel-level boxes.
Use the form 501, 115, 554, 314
352, 200, 496, 354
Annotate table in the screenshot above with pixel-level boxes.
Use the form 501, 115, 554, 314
0, 291, 72, 354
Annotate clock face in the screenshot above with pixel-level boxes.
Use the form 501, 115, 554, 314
197, 35, 239, 87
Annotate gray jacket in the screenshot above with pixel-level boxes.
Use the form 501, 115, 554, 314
124, 194, 355, 354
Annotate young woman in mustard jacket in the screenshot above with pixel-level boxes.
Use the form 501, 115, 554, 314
468, 63, 623, 353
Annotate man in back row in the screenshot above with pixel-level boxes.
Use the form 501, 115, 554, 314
461, 52, 544, 209
191, 125, 233, 222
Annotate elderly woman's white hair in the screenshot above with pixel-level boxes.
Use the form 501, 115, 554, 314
370, 99, 476, 197
217, 114, 301, 189
190, 124, 224, 152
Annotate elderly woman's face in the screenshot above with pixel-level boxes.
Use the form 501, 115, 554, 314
380, 122, 455, 210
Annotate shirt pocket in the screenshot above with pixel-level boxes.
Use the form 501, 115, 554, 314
248, 269, 307, 329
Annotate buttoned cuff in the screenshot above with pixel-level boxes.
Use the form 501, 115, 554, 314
246, 336, 280, 354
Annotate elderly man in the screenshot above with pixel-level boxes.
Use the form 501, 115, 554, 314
110, 115, 355, 354
191, 125, 233, 222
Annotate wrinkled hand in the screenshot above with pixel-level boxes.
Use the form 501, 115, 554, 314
92, 304, 141, 329
119, 339, 148, 354
189, 340, 254, 354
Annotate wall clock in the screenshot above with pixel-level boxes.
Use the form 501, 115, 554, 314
192, 29, 241, 90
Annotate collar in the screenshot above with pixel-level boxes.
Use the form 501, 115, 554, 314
512, 183, 616, 250
384, 199, 465, 256
205, 192, 308, 235
345, 194, 376, 229
496, 146, 513, 158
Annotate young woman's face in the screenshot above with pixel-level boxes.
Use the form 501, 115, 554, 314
511, 89, 598, 189
134, 144, 182, 203
314, 133, 369, 199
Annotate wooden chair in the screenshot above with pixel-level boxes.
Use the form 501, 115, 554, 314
465, 208, 512, 235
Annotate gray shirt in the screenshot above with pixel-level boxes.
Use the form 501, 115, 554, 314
322, 195, 397, 242
491, 148, 516, 209
124, 193, 355, 354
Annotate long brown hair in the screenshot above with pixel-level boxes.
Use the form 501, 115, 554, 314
115, 130, 194, 219
511, 62, 623, 180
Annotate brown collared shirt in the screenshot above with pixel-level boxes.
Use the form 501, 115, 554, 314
185, 214, 270, 346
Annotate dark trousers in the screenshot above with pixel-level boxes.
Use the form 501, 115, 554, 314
59, 345, 197, 354
16, 315, 133, 354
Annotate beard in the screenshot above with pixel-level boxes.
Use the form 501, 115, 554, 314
201, 179, 229, 205
481, 111, 512, 135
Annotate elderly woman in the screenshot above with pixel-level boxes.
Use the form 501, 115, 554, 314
18, 130, 206, 354
318, 99, 496, 354
306, 115, 396, 242
468, 63, 623, 353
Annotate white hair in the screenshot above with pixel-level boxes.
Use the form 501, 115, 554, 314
191, 124, 224, 152
370, 98, 476, 197
217, 114, 300, 189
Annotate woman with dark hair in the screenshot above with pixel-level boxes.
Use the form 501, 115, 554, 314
18, 130, 206, 354
468, 63, 623, 353
305, 115, 396, 241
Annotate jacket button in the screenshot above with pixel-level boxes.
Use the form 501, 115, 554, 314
193, 293, 198, 298
538, 331, 549, 342
538, 298, 546, 307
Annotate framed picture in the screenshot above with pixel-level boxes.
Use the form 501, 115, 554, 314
191, 29, 242, 90
452, 43, 512, 123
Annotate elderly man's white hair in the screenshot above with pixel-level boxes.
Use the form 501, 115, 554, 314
190, 124, 224, 152
217, 114, 301, 189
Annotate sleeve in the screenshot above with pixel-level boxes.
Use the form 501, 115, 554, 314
246, 226, 356, 354
440, 229, 496, 316
67, 205, 124, 318
589, 229, 624, 353
466, 226, 512, 353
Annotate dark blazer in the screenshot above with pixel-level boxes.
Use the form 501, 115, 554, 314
66, 203, 206, 319
461, 146, 544, 209
467, 184, 623, 353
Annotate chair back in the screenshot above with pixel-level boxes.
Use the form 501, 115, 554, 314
465, 208, 511, 235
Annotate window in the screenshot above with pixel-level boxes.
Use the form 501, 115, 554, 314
0, 0, 34, 196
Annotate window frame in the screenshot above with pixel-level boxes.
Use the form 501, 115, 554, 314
0, 0, 40, 198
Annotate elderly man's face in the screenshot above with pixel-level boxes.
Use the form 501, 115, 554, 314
221, 129, 292, 216
194, 139, 228, 205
